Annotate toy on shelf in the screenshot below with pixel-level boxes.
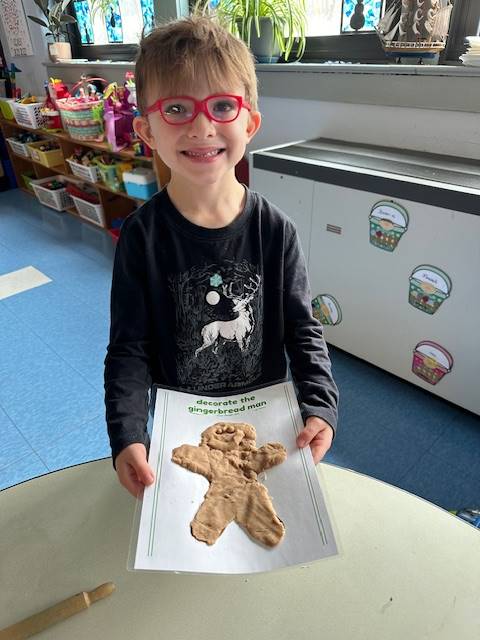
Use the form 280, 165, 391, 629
108, 216, 125, 243
12, 92, 47, 129
56, 75, 107, 142
26, 139, 63, 167
30, 175, 74, 211
123, 167, 158, 200
6, 63, 21, 100
41, 81, 63, 132
66, 147, 102, 182
95, 153, 133, 192
66, 181, 105, 227
103, 81, 135, 152
6, 131, 42, 157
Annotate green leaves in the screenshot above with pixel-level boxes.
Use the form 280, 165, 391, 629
193, 0, 307, 60
27, 15, 50, 29
27, 0, 76, 39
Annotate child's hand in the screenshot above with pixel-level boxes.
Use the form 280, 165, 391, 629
115, 443, 155, 497
296, 416, 333, 464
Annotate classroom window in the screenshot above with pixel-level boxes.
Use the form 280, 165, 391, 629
70, 0, 155, 58
301, 0, 480, 63
305, 0, 384, 36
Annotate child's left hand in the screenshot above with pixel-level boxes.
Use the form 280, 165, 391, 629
296, 416, 333, 464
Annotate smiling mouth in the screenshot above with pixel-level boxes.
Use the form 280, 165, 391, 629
181, 149, 225, 158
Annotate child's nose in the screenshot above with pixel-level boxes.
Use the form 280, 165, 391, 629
187, 112, 216, 137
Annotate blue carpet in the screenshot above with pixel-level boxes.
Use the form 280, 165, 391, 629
0, 189, 479, 512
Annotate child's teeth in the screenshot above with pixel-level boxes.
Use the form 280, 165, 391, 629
187, 150, 220, 157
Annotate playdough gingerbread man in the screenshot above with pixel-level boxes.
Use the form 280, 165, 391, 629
172, 422, 287, 547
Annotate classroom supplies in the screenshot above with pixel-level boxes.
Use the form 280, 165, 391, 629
0, 582, 115, 640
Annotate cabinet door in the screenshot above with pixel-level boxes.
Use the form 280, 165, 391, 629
251, 169, 314, 264
309, 181, 480, 415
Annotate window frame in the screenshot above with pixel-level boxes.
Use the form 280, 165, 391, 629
68, 0, 189, 60
296, 0, 480, 64
68, 0, 479, 65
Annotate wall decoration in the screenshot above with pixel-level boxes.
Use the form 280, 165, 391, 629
408, 265, 452, 314
369, 200, 409, 251
140, 0, 155, 33
74, 1, 95, 44
0, 0, 34, 57
412, 340, 453, 385
312, 294, 342, 326
105, 0, 123, 43
342, 0, 383, 33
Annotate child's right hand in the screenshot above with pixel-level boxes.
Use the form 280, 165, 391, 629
115, 443, 155, 498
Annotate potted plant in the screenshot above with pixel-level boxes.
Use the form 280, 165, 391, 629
27, 0, 77, 63
194, 0, 307, 63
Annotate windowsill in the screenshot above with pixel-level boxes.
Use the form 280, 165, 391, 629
45, 59, 480, 76
44, 60, 480, 113
256, 62, 480, 77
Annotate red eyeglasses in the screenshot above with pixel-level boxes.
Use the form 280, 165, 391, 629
144, 94, 251, 125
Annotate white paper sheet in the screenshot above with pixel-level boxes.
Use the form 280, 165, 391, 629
132, 381, 338, 574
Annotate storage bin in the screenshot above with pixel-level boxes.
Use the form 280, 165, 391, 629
66, 157, 101, 182
12, 101, 47, 129
96, 158, 132, 191
26, 140, 63, 168
56, 98, 104, 141
31, 176, 73, 211
0, 98, 16, 120
6, 136, 31, 158
123, 167, 157, 200
21, 171, 36, 192
70, 194, 105, 227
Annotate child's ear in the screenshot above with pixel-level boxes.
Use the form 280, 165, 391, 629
133, 116, 157, 151
246, 110, 262, 142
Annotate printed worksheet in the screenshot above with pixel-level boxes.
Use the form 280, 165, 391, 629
131, 381, 338, 574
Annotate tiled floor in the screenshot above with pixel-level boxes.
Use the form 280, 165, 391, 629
1, 189, 479, 511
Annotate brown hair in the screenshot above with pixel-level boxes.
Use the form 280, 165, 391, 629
135, 16, 258, 115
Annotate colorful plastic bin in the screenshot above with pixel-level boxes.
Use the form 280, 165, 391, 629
123, 167, 158, 200
0, 98, 16, 120
26, 140, 63, 168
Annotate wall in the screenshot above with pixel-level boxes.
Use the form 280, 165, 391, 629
0, 0, 50, 96
45, 60, 480, 163
251, 97, 480, 161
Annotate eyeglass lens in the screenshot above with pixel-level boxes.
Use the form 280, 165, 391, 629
161, 96, 240, 123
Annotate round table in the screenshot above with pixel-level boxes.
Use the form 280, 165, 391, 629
1, 459, 478, 639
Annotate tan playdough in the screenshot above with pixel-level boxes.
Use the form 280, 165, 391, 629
172, 422, 287, 547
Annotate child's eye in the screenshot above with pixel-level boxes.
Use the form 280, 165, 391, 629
211, 100, 235, 114
164, 103, 187, 115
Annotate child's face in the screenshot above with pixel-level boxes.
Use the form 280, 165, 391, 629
134, 82, 261, 188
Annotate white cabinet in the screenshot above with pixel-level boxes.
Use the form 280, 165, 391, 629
251, 139, 480, 415
251, 168, 314, 264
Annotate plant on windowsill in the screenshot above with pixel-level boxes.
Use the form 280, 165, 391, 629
27, 0, 77, 63
193, 0, 307, 63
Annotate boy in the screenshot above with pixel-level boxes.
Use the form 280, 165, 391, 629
105, 16, 339, 497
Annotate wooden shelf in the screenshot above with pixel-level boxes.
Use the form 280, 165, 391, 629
0, 117, 153, 163
0, 115, 164, 235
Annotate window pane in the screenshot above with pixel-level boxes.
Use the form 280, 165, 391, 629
105, 0, 123, 43
305, 0, 343, 36
73, 0, 94, 44
76, 0, 146, 45
342, 0, 384, 33
140, 0, 155, 34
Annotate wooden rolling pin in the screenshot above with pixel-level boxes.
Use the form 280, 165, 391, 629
0, 582, 115, 640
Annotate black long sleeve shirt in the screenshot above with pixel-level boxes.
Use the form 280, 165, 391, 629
105, 187, 338, 464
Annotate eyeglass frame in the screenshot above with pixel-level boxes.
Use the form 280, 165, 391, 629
143, 93, 252, 125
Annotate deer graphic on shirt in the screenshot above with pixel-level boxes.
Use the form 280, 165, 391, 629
195, 274, 261, 357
